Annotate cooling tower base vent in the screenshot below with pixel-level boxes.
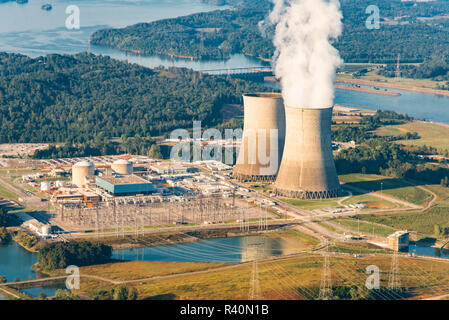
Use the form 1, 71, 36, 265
275, 187, 341, 200
232, 172, 276, 183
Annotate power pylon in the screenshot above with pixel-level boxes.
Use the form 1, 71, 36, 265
395, 54, 401, 78
318, 240, 333, 300
388, 250, 401, 290
249, 244, 261, 300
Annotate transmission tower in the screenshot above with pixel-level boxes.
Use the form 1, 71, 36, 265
318, 240, 333, 300
249, 244, 261, 300
395, 54, 401, 78
388, 250, 401, 290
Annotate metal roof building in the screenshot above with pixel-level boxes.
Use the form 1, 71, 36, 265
95, 175, 155, 196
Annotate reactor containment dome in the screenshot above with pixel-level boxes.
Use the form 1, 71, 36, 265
72, 161, 95, 188
111, 159, 133, 175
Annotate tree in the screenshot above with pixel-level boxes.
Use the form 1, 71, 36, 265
148, 144, 163, 159
0, 275, 6, 283
53, 289, 80, 300
112, 286, 129, 300
127, 287, 138, 300
0, 208, 9, 227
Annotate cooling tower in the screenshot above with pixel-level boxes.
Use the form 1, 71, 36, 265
274, 106, 340, 199
233, 93, 285, 182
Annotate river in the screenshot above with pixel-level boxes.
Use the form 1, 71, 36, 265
1, 0, 449, 123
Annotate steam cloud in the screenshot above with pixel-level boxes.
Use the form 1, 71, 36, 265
261, 0, 343, 109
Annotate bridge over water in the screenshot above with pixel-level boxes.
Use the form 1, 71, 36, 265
199, 66, 274, 81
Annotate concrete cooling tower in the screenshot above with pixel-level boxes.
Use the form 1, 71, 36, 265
233, 93, 285, 182
274, 106, 340, 199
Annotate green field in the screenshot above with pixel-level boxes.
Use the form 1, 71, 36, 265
339, 174, 432, 206
332, 218, 397, 237
376, 121, 449, 153
0, 184, 19, 200
355, 184, 448, 236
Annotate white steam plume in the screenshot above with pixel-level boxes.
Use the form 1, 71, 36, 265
261, 0, 343, 109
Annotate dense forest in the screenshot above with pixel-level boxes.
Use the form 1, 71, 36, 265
0, 52, 269, 144
37, 241, 112, 270
91, 0, 449, 65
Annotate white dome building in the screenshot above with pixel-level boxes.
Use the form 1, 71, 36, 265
111, 159, 133, 175
72, 161, 95, 188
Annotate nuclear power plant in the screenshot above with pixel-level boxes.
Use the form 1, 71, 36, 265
233, 93, 285, 182
274, 106, 340, 199
233, 95, 340, 200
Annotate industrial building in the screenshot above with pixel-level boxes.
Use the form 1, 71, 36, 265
233, 93, 286, 182
95, 175, 155, 196
150, 163, 189, 175
388, 231, 410, 251
274, 107, 341, 199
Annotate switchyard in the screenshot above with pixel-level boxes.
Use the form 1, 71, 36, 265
55, 193, 271, 236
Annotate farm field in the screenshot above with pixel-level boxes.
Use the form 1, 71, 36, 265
376, 120, 449, 153
68, 254, 449, 300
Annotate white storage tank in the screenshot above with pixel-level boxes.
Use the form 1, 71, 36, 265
40, 181, 51, 192
41, 224, 52, 236
111, 159, 133, 175
72, 161, 95, 188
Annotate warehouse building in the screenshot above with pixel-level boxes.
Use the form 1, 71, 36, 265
95, 175, 155, 196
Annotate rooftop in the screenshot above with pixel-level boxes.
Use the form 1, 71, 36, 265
97, 174, 150, 185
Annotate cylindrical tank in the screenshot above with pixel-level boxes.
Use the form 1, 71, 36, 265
274, 106, 340, 199
40, 181, 51, 192
41, 225, 51, 236
233, 93, 286, 182
72, 161, 95, 188
111, 159, 133, 175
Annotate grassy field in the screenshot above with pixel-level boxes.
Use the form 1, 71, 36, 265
339, 174, 432, 206
337, 72, 447, 90
376, 121, 449, 153
332, 218, 397, 237
357, 185, 449, 236
281, 198, 340, 210
70, 253, 449, 300
0, 184, 19, 200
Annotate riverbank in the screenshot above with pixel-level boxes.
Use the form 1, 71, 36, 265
265, 77, 401, 96
336, 78, 449, 97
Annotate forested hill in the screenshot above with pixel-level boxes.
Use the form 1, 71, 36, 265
0, 53, 268, 144
91, 0, 449, 64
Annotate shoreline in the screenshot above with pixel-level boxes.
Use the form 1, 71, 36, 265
334, 84, 401, 96
336, 78, 449, 97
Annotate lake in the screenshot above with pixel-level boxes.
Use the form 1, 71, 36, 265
1, 0, 449, 124
0, 0, 225, 57
112, 236, 287, 263
264, 81, 449, 125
